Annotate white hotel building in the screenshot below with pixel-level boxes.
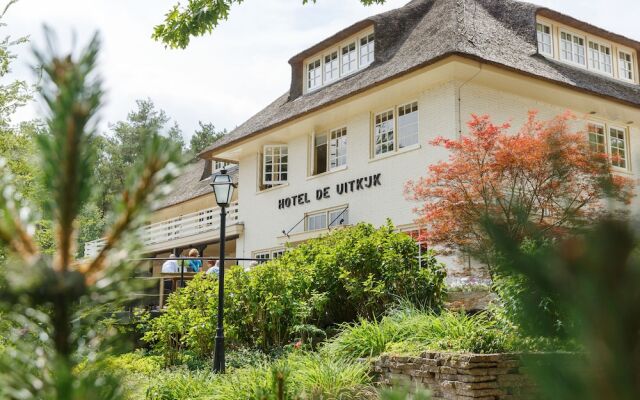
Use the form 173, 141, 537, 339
88, 0, 640, 279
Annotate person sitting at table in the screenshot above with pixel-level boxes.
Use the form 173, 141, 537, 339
206, 260, 220, 277
161, 254, 179, 273
188, 248, 202, 273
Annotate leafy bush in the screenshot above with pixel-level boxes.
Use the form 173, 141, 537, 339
144, 222, 446, 362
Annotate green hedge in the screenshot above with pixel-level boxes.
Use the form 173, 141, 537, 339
143, 222, 446, 362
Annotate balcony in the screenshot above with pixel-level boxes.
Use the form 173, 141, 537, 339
84, 201, 241, 258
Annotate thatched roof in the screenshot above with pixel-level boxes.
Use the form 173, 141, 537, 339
200, 0, 640, 158
154, 160, 238, 210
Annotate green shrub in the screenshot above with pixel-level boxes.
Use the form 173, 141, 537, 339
144, 222, 446, 362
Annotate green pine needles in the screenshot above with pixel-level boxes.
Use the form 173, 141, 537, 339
0, 31, 182, 399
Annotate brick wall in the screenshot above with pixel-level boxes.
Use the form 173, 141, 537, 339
372, 352, 535, 399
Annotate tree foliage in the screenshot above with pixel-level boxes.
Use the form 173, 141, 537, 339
189, 120, 225, 155
95, 98, 185, 213
0, 32, 182, 399
153, 0, 387, 49
406, 111, 634, 260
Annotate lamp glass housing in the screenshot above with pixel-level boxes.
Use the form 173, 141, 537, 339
211, 169, 234, 207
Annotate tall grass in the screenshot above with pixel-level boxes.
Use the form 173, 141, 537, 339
142, 351, 375, 400
324, 306, 509, 360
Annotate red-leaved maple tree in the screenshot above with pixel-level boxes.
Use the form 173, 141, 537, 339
405, 111, 634, 258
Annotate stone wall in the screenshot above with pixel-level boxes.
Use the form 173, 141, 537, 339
372, 352, 535, 399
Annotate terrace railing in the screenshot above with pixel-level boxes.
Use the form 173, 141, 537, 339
84, 201, 240, 258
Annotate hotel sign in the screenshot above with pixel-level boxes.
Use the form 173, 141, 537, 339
278, 173, 381, 210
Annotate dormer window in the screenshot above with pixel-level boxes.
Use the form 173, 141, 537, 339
308, 59, 322, 91
560, 31, 585, 66
302, 29, 375, 93
342, 42, 357, 75
324, 51, 339, 82
360, 34, 375, 67
536, 23, 553, 56
619, 51, 634, 81
588, 41, 612, 75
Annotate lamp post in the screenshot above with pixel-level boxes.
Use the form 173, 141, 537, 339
210, 168, 235, 374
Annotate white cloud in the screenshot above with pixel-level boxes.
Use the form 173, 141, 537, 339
4, 0, 639, 140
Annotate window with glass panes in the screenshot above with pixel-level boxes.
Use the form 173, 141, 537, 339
214, 160, 231, 171
328, 208, 348, 227
271, 249, 286, 259
307, 59, 321, 90
560, 31, 585, 65
341, 42, 357, 75
588, 41, 612, 74
330, 128, 347, 169
359, 34, 374, 66
588, 123, 606, 153
263, 145, 288, 185
313, 133, 328, 175
306, 212, 327, 231
619, 51, 634, 80
609, 127, 627, 169
536, 23, 552, 55
374, 110, 395, 156
398, 102, 419, 148
324, 51, 339, 82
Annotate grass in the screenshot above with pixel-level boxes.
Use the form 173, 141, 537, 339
113, 351, 375, 400
323, 306, 510, 360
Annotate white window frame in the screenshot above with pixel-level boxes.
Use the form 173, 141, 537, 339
397, 101, 420, 149
305, 206, 349, 232
372, 101, 420, 158
609, 125, 629, 170
587, 120, 631, 172
587, 122, 606, 154
341, 41, 357, 77
305, 211, 327, 232
328, 207, 349, 228
373, 108, 396, 156
312, 132, 329, 176
359, 33, 375, 67
310, 128, 348, 176
329, 127, 348, 170
324, 50, 339, 83
307, 58, 322, 91
536, 22, 553, 56
587, 40, 613, 76
253, 247, 286, 261
560, 30, 586, 67
262, 145, 288, 186
618, 50, 635, 82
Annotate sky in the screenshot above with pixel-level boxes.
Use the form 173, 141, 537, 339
5, 0, 640, 140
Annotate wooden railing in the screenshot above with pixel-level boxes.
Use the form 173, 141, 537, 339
84, 202, 240, 258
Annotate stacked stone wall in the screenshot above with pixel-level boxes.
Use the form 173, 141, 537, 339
372, 352, 536, 399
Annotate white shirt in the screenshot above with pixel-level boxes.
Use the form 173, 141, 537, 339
206, 261, 220, 276
161, 259, 179, 273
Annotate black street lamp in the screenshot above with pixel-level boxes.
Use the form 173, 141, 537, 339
210, 168, 236, 373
